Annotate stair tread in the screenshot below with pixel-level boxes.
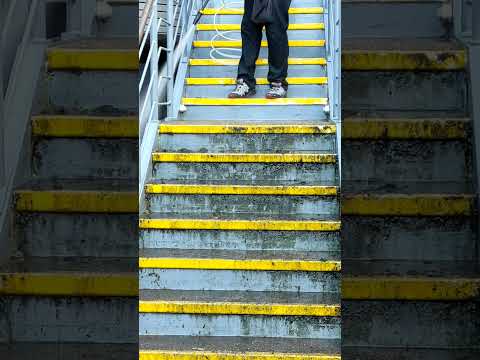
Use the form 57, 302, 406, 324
140, 249, 340, 263
141, 212, 339, 221
161, 119, 334, 125
147, 179, 337, 186
343, 37, 464, 52
140, 336, 341, 355
140, 289, 340, 305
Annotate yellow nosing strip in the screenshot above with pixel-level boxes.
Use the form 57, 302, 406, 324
0, 273, 138, 296
342, 194, 473, 216
342, 50, 466, 70
189, 58, 327, 66
182, 98, 328, 106
343, 118, 468, 140
139, 301, 340, 316
159, 123, 336, 134
201, 7, 324, 15
194, 40, 325, 48
139, 218, 341, 231
139, 257, 341, 272
47, 49, 138, 70
152, 153, 336, 163
139, 351, 340, 360
15, 190, 138, 213
32, 115, 138, 138
186, 77, 328, 85
197, 23, 325, 31
343, 276, 480, 301
145, 184, 338, 196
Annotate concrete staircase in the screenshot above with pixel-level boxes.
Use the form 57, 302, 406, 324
0, 1, 138, 357
139, 0, 342, 358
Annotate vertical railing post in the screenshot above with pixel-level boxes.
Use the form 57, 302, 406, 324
167, 0, 175, 118
151, 0, 159, 122
472, 0, 480, 43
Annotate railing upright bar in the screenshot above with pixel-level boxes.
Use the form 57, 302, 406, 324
167, 0, 175, 118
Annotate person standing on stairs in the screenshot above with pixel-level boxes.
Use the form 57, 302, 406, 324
228, 0, 292, 99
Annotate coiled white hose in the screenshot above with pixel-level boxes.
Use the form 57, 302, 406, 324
209, 0, 243, 59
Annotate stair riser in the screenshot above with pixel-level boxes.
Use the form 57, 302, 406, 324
343, 2, 451, 39
146, 194, 339, 216
188, 65, 327, 78
42, 71, 137, 114
180, 105, 328, 121
139, 313, 340, 339
195, 30, 325, 41
205, 0, 325, 7
343, 300, 480, 348
198, 14, 324, 25
158, 133, 335, 153
192, 47, 326, 59
184, 84, 328, 98
140, 269, 340, 292
152, 163, 337, 184
0, 297, 136, 343
343, 140, 470, 187
343, 71, 467, 115
343, 216, 475, 262
140, 229, 340, 252
16, 214, 137, 258
32, 139, 138, 179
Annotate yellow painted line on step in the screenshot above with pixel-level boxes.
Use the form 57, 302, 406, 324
201, 7, 324, 15
139, 300, 340, 316
139, 257, 341, 272
343, 118, 468, 140
32, 115, 138, 138
145, 184, 338, 196
196, 23, 325, 31
15, 190, 138, 213
189, 58, 327, 66
194, 40, 325, 48
342, 50, 466, 70
47, 48, 138, 70
139, 350, 340, 360
186, 77, 328, 85
342, 194, 473, 216
343, 276, 480, 301
182, 98, 328, 106
159, 122, 336, 134
139, 218, 341, 231
0, 272, 138, 296
152, 153, 336, 163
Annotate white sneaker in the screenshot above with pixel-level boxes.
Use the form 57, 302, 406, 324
228, 79, 256, 98
266, 82, 287, 99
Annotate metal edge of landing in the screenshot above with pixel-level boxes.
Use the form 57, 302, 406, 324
185, 77, 328, 85
15, 190, 138, 213
189, 58, 327, 66
181, 98, 328, 106
32, 115, 138, 138
139, 301, 340, 317
200, 7, 325, 15
139, 218, 341, 231
193, 40, 326, 48
139, 350, 341, 360
196, 23, 326, 31
342, 194, 474, 216
152, 153, 336, 163
47, 48, 138, 70
145, 184, 338, 196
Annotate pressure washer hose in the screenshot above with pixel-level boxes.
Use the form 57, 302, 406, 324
209, 0, 243, 59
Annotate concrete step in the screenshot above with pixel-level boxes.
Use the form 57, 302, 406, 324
204, 0, 325, 8
152, 153, 337, 184
158, 121, 336, 153
139, 248, 340, 292
140, 336, 340, 360
0, 257, 137, 343
145, 182, 339, 216
195, 28, 325, 42
139, 290, 340, 339
14, 181, 137, 258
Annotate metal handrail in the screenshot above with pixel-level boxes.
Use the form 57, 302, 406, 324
139, 0, 155, 42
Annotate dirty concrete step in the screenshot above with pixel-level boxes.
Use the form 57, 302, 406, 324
0, 257, 137, 343
145, 182, 339, 216
42, 38, 137, 114
139, 248, 340, 293
157, 120, 336, 153
140, 336, 340, 360
152, 152, 337, 184
14, 180, 137, 258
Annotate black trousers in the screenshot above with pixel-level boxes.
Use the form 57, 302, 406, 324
237, 0, 292, 89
